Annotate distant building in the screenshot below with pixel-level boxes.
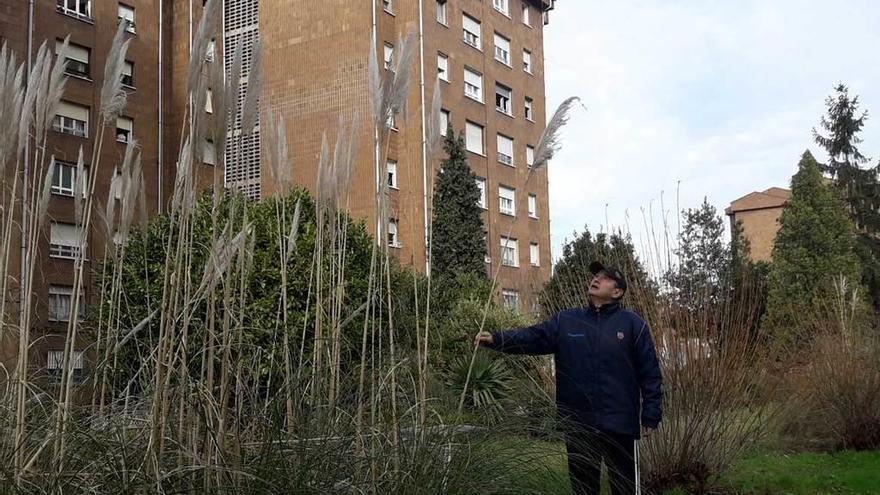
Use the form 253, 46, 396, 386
725, 187, 790, 262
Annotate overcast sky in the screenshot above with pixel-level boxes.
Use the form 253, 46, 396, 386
544, 0, 880, 265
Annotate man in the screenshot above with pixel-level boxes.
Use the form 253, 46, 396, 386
476, 261, 662, 495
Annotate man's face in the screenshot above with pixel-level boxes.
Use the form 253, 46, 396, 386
588, 271, 623, 300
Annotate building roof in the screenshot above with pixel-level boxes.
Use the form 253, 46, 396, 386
725, 187, 791, 215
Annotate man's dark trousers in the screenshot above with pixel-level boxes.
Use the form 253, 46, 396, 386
565, 426, 636, 495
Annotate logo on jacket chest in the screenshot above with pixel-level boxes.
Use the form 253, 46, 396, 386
617, 331, 625, 340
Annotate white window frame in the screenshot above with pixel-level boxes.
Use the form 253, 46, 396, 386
497, 134, 514, 166
464, 68, 483, 102
440, 109, 450, 136
522, 2, 531, 26
383, 0, 394, 14
50, 222, 83, 259
388, 219, 401, 248
495, 83, 512, 115
121, 60, 134, 87
203, 139, 216, 165
465, 121, 484, 155
523, 49, 532, 74
476, 178, 487, 209
384, 43, 394, 70
387, 159, 398, 189
493, 0, 509, 16
463, 14, 481, 50
501, 289, 519, 311
436, 0, 448, 25
499, 186, 516, 216
530, 242, 540, 266
53, 101, 89, 138
206, 40, 216, 62
56, 40, 90, 79
528, 194, 538, 218
116, 116, 133, 143
205, 88, 214, 114
494, 33, 511, 66
437, 52, 449, 82
56, 0, 91, 21
47, 349, 85, 381
500, 237, 519, 267
525, 97, 534, 121
118, 3, 136, 33
526, 145, 535, 167
52, 160, 76, 197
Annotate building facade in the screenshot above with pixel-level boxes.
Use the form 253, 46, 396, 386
260, 0, 556, 312
725, 187, 790, 263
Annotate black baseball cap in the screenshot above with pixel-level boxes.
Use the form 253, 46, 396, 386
589, 261, 628, 294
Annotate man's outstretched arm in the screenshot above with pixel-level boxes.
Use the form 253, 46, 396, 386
475, 314, 560, 355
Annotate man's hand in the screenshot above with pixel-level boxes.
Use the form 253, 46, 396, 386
642, 426, 655, 438
474, 331, 494, 347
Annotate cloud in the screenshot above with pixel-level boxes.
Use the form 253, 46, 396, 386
545, 0, 880, 263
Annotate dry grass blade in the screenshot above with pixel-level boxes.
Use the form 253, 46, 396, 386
74, 147, 85, 224
0, 43, 24, 166
368, 31, 382, 128
531, 96, 580, 171
33, 39, 68, 144
427, 76, 442, 155
382, 30, 417, 126
113, 309, 159, 353
18, 43, 46, 153
100, 22, 131, 123
285, 198, 302, 260
241, 40, 262, 135
186, 0, 220, 96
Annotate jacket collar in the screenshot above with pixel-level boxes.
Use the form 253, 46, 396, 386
587, 299, 622, 316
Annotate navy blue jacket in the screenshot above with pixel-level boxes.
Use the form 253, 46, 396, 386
486, 301, 662, 438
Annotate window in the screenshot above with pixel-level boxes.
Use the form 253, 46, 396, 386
436, 0, 447, 25
464, 67, 483, 102
495, 84, 512, 115
494, 33, 511, 66
50, 222, 82, 259
52, 160, 76, 196
484, 233, 491, 263
384, 43, 394, 70
47, 349, 85, 381
500, 236, 519, 267
525, 97, 534, 120
528, 194, 538, 218
387, 113, 397, 131
526, 145, 535, 167
383, 0, 393, 14
387, 159, 398, 189
203, 139, 216, 165
440, 109, 450, 136
53, 101, 89, 138
437, 53, 449, 82
48, 286, 85, 322
522, 2, 531, 26
205, 88, 214, 114
57, 0, 91, 20
118, 4, 135, 33
493, 0, 509, 16
530, 242, 540, 266
465, 121, 484, 155
463, 14, 481, 49
497, 134, 514, 166
206, 39, 216, 62
476, 178, 487, 209
388, 219, 401, 248
56, 41, 90, 78
121, 60, 134, 87
499, 186, 515, 216
116, 116, 133, 143
523, 49, 532, 73
501, 289, 519, 311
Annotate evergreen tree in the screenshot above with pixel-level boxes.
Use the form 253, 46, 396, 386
665, 198, 729, 308
539, 227, 654, 315
762, 151, 862, 338
813, 83, 880, 308
431, 127, 487, 280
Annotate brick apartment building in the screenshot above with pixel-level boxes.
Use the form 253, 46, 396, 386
260, 0, 556, 313
0, 0, 557, 376
725, 187, 791, 262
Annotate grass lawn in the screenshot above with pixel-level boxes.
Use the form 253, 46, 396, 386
500, 436, 880, 494
720, 449, 880, 495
